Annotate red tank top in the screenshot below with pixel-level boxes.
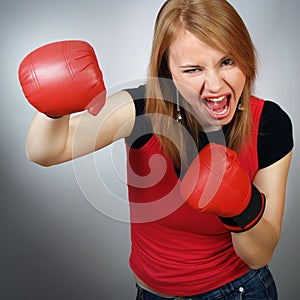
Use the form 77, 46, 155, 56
125, 97, 264, 296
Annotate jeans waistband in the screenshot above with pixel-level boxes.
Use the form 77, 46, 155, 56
135, 266, 270, 300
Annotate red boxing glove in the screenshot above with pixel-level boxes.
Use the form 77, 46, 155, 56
18, 40, 106, 117
180, 143, 266, 232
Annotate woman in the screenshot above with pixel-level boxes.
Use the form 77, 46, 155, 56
23, 0, 293, 299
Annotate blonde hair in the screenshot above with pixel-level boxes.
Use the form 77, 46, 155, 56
146, 0, 257, 169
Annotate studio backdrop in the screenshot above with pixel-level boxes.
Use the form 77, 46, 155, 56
0, 0, 299, 299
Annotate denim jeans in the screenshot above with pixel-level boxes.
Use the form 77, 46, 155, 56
135, 266, 277, 300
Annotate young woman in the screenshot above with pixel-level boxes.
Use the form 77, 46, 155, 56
20, 0, 293, 299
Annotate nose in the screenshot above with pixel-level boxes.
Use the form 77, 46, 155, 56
203, 70, 224, 93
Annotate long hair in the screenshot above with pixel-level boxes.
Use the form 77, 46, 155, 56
146, 0, 257, 169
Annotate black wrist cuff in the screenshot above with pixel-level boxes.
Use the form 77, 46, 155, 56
219, 184, 266, 232
46, 114, 63, 119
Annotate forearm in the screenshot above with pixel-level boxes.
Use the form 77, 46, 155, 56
231, 217, 279, 269
26, 112, 70, 166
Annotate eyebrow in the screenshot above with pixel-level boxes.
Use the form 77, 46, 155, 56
179, 56, 230, 69
180, 64, 202, 69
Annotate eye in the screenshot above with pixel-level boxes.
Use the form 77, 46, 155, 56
221, 58, 234, 67
183, 67, 203, 74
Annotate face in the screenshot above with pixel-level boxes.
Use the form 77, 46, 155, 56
168, 30, 246, 131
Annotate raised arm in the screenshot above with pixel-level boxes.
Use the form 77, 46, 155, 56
26, 91, 135, 166
19, 40, 135, 166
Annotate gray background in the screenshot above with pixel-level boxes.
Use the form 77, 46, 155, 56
0, 0, 299, 299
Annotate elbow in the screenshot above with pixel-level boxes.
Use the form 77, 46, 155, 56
247, 254, 273, 270
233, 221, 281, 270
26, 148, 56, 167
234, 240, 278, 270
26, 156, 53, 167
32, 160, 54, 168
242, 244, 278, 270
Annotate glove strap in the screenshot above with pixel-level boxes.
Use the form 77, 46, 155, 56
219, 185, 266, 233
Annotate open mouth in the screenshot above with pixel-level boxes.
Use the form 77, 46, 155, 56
202, 95, 231, 119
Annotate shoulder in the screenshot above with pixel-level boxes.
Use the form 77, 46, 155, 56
257, 99, 294, 169
124, 84, 147, 117
260, 100, 293, 138
123, 84, 153, 148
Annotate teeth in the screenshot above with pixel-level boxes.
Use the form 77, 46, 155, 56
209, 105, 228, 115
206, 96, 226, 102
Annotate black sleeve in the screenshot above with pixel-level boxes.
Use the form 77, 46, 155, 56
258, 101, 294, 169
124, 85, 153, 148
